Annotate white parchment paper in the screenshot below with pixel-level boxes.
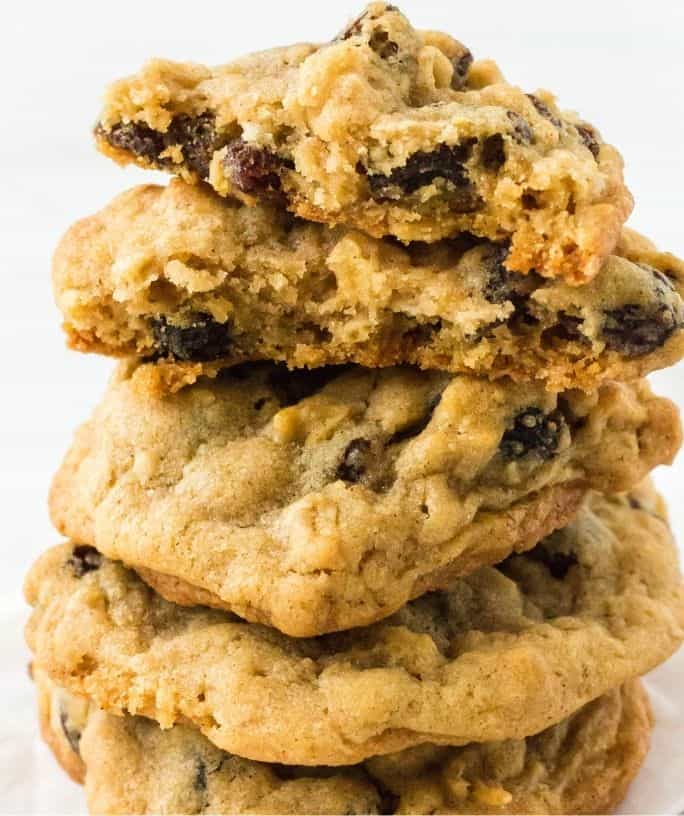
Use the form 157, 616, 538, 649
2, 598, 682, 815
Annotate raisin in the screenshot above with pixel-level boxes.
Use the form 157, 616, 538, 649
224, 139, 293, 197
602, 303, 680, 356
542, 312, 586, 344
368, 28, 399, 58
481, 112, 534, 169
151, 314, 232, 362
367, 142, 482, 212
337, 438, 372, 482
526, 94, 562, 128
166, 113, 220, 179
59, 707, 82, 755
628, 495, 642, 510
525, 544, 578, 579
481, 243, 538, 316
451, 49, 473, 90
506, 111, 534, 144
575, 124, 600, 158
500, 407, 565, 461
267, 366, 344, 407
67, 545, 102, 578
99, 114, 222, 180
481, 134, 506, 171
99, 121, 166, 163
388, 392, 442, 445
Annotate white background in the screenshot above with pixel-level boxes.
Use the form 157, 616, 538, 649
1, 0, 683, 812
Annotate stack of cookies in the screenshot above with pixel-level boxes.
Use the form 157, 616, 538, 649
26, 5, 684, 814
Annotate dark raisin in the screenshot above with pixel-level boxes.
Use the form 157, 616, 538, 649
526, 94, 562, 128
166, 113, 219, 179
99, 114, 222, 180
267, 366, 344, 407
628, 495, 642, 510
224, 139, 293, 197
253, 397, 267, 410
480, 243, 538, 317
59, 707, 82, 755
500, 407, 565, 461
602, 303, 680, 356
451, 49, 473, 90
387, 392, 442, 445
368, 28, 399, 58
194, 758, 207, 792
542, 312, 586, 344
151, 314, 232, 362
525, 544, 578, 579
337, 438, 372, 483
575, 124, 600, 158
481, 134, 506, 171
506, 111, 534, 144
368, 142, 482, 212
99, 121, 166, 163
67, 545, 102, 578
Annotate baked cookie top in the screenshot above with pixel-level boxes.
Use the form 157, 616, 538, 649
26, 486, 684, 766
53, 182, 684, 391
48, 362, 680, 636
95, 4, 632, 283
37, 671, 650, 815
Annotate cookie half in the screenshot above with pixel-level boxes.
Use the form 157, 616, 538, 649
35, 670, 651, 815
48, 363, 680, 636
27, 486, 684, 766
94, 4, 632, 283
53, 181, 684, 391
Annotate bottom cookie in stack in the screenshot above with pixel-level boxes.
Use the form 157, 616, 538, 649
35, 668, 651, 815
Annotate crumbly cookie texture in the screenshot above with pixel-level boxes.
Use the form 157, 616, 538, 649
94, 3, 632, 282
38, 673, 650, 816
48, 362, 680, 636
53, 182, 684, 392
26, 486, 684, 766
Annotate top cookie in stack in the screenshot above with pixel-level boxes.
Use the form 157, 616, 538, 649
94, 3, 631, 281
